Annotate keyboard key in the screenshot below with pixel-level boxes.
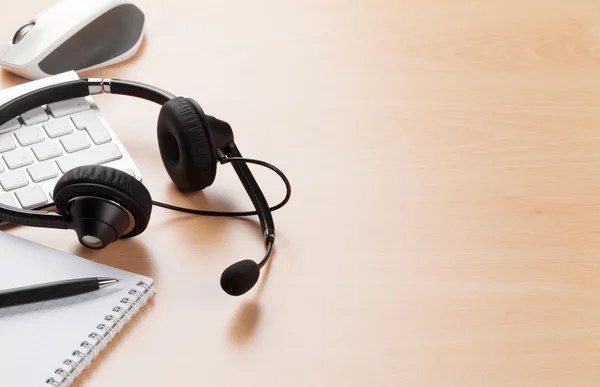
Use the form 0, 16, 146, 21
0, 118, 20, 133
57, 143, 122, 173
0, 170, 28, 190
0, 193, 16, 207
3, 148, 33, 169
71, 112, 111, 145
0, 135, 16, 153
20, 107, 48, 125
15, 185, 48, 209
27, 161, 58, 183
60, 132, 90, 153
48, 98, 90, 118
70, 110, 95, 130
43, 118, 73, 138
32, 141, 62, 161
15, 126, 44, 146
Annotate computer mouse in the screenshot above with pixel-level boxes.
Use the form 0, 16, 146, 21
0, 0, 145, 80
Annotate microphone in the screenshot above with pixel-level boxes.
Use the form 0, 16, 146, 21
221, 260, 260, 296
220, 239, 274, 296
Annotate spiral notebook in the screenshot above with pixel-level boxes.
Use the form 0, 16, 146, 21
0, 231, 155, 386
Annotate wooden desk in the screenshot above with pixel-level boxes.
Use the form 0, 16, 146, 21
3, 0, 600, 385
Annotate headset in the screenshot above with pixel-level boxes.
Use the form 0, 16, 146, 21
0, 78, 291, 297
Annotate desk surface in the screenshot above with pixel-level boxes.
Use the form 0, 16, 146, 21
3, 0, 600, 385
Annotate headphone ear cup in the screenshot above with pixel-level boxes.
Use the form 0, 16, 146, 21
53, 165, 153, 238
157, 97, 217, 191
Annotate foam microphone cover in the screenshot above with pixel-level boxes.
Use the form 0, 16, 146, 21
220, 259, 260, 296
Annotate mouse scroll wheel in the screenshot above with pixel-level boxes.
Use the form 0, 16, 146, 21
12, 22, 35, 44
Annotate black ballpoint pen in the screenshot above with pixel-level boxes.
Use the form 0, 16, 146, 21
0, 277, 122, 308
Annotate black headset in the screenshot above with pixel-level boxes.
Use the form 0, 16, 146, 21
0, 78, 291, 297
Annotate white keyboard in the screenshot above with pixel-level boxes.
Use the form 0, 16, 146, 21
0, 71, 141, 210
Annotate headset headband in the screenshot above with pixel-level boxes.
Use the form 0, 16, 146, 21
0, 78, 179, 229
0, 78, 175, 128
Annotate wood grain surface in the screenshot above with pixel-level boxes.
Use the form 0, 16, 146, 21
3, 0, 600, 386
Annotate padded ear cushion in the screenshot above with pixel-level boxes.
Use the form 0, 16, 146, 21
157, 97, 217, 191
53, 166, 152, 238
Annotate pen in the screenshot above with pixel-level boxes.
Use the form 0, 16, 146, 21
0, 277, 122, 308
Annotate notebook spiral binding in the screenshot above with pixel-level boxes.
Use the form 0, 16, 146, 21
44, 281, 155, 387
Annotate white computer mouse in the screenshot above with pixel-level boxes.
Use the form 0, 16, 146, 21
0, 0, 145, 80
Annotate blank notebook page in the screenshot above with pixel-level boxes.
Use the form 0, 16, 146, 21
0, 231, 154, 386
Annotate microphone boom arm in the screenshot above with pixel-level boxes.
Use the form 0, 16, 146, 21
220, 142, 275, 240
218, 143, 277, 271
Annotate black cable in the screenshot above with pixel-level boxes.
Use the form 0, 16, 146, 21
152, 157, 291, 217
